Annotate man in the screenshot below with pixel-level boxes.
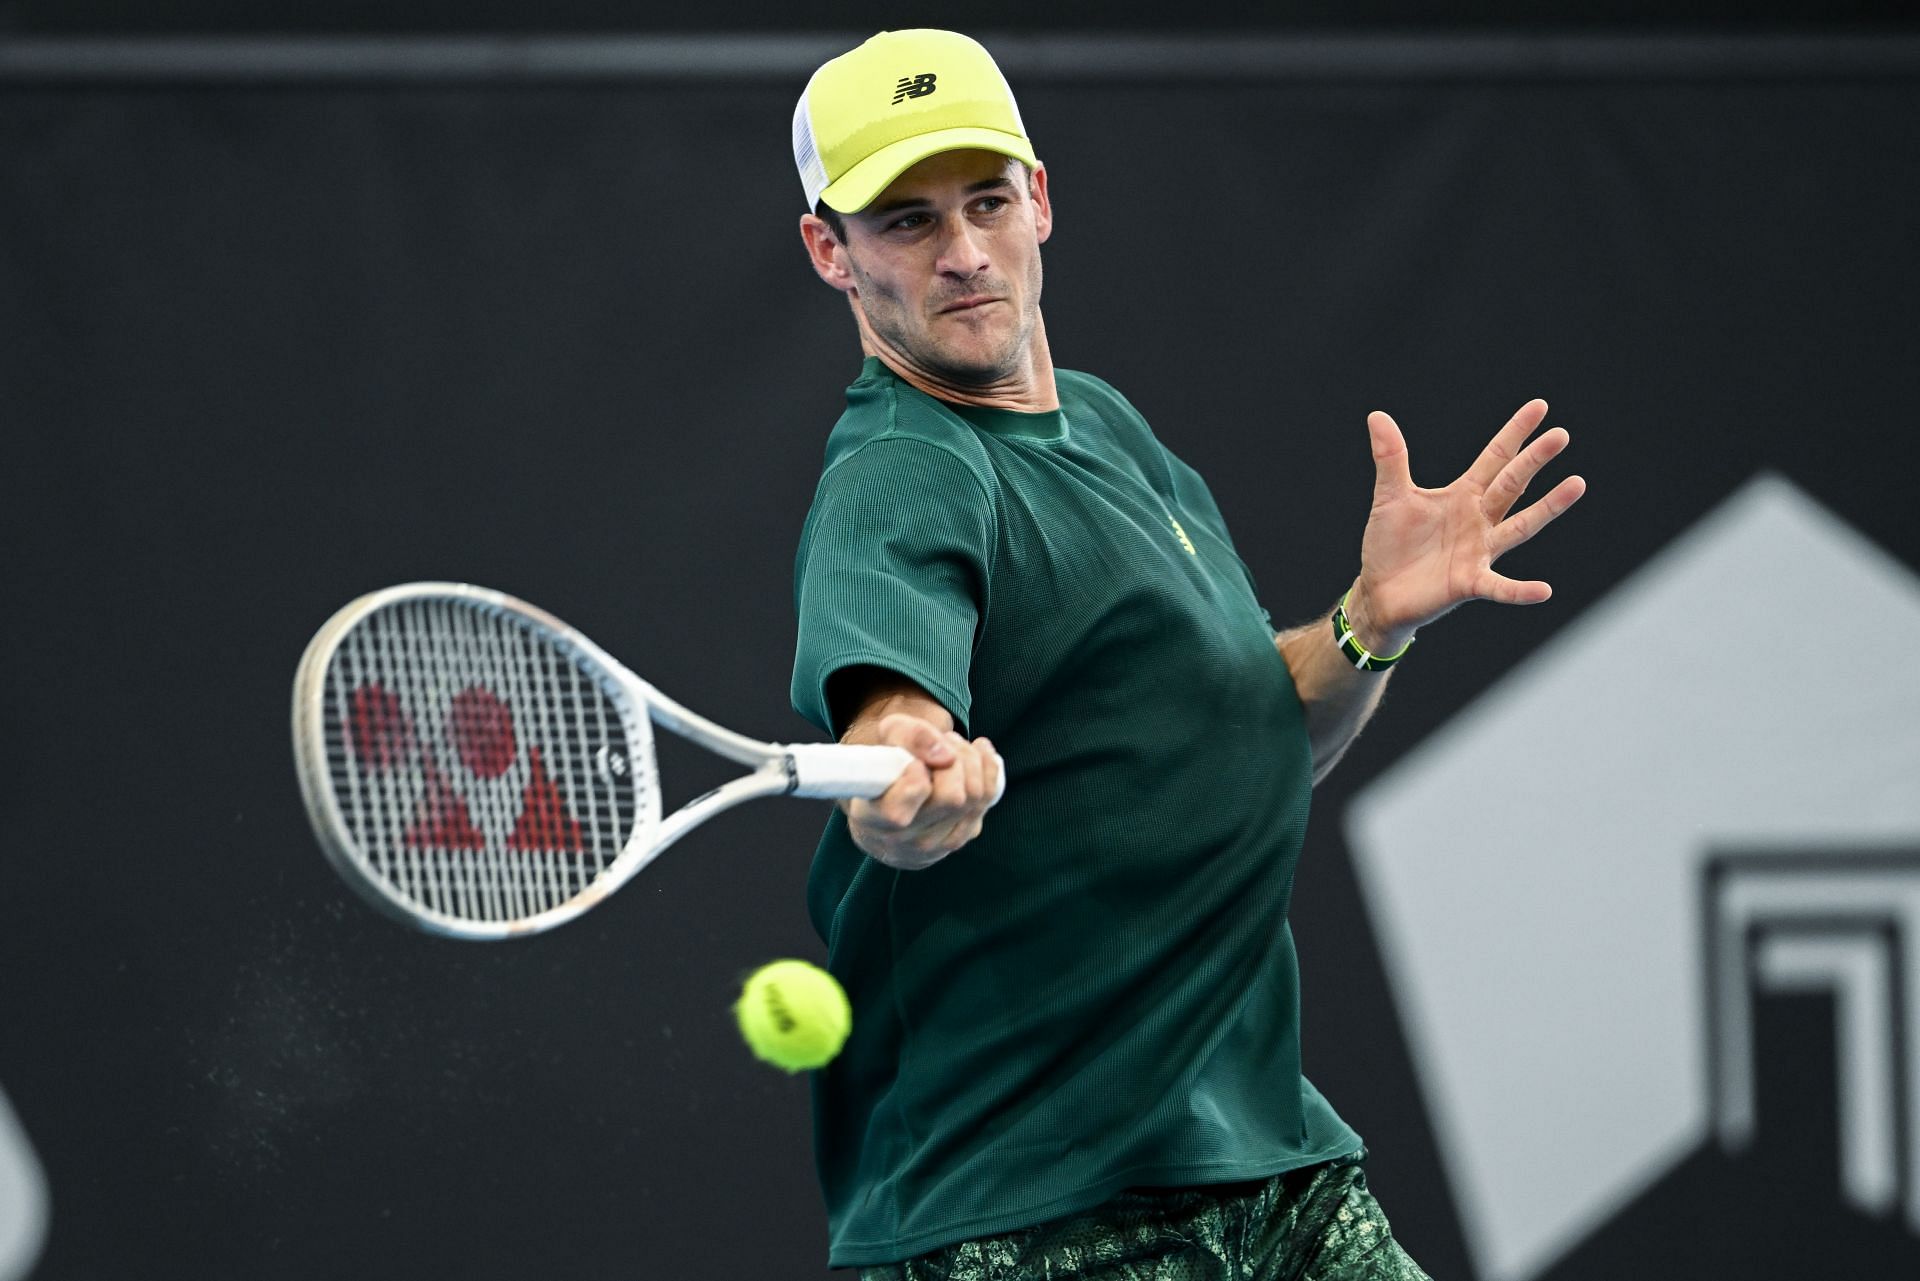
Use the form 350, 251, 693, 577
787, 29, 1584, 1280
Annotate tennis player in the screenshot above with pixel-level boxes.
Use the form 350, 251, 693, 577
788, 30, 1584, 1280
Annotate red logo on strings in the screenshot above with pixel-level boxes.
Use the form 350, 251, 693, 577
507, 750, 582, 851
450, 686, 516, 778
406, 766, 487, 848
348, 682, 584, 852
350, 684, 413, 769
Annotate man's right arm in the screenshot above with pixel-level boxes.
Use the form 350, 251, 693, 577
828, 665, 1001, 871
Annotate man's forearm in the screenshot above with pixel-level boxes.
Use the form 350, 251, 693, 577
1275, 585, 1407, 784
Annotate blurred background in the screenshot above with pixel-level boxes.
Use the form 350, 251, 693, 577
3, 3, 1918, 1278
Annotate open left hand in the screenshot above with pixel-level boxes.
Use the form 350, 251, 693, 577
1347, 399, 1587, 653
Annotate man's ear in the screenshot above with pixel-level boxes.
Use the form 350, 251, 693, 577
1029, 164, 1053, 245
800, 214, 856, 293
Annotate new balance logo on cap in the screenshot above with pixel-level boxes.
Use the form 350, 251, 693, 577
892, 73, 938, 104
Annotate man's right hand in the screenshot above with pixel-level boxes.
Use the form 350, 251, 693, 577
837, 700, 1002, 871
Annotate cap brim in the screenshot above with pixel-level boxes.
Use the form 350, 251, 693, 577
818, 126, 1041, 214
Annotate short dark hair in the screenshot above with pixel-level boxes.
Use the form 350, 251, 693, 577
814, 201, 847, 243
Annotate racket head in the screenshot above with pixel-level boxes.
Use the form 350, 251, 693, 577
291, 583, 660, 939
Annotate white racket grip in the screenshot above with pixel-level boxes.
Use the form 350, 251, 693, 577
785, 743, 1008, 806
786, 744, 914, 799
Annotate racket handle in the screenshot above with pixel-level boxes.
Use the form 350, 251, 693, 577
785, 743, 1009, 806
786, 744, 915, 799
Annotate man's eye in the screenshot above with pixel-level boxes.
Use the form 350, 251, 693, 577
976, 196, 1007, 214
890, 213, 930, 232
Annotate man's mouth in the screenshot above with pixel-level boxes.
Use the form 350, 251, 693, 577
939, 296, 1002, 313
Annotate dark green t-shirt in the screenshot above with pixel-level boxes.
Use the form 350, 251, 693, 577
790, 357, 1361, 1267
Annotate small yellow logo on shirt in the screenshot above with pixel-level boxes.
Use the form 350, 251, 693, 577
1169, 516, 1197, 555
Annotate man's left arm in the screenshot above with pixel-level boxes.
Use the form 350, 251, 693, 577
1276, 399, 1587, 783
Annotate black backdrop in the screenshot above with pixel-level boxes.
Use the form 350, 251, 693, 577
4, 38, 1920, 1281
8, 1, 1920, 33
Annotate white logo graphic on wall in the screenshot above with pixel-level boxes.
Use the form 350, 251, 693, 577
1347, 475, 1920, 1281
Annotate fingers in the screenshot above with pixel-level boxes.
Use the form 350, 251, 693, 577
1489, 473, 1587, 558
1482, 426, 1570, 522
965, 737, 1000, 810
848, 730, 1003, 871
954, 733, 984, 803
1464, 399, 1549, 492
925, 732, 974, 816
1477, 469, 1586, 605
1367, 411, 1413, 498
848, 714, 951, 831
914, 734, 977, 853
980, 738, 1005, 806
875, 713, 955, 769
1474, 571, 1554, 605
851, 759, 933, 832
920, 733, 996, 845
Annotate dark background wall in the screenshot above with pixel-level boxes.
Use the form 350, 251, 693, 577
3, 19, 1919, 1281
6, 0, 1920, 33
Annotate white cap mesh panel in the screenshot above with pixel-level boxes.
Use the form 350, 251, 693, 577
792, 76, 829, 212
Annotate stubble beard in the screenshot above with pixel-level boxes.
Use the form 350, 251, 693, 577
849, 253, 1043, 389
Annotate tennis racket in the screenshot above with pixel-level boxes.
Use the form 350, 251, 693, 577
291, 582, 996, 939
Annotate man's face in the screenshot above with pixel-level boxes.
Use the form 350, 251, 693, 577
809, 149, 1052, 388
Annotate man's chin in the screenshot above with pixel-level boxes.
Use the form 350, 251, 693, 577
917, 342, 1022, 388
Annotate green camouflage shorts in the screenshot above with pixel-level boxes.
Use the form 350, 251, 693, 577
857, 1150, 1433, 1281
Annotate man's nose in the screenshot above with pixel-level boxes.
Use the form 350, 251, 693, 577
934, 216, 991, 278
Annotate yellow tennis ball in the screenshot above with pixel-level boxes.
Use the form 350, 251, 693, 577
734, 959, 851, 1073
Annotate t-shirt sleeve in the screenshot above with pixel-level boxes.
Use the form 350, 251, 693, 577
790, 436, 995, 739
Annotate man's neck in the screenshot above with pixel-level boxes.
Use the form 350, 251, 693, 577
858, 315, 1059, 413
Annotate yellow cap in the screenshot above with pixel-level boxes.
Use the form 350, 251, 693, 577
793, 29, 1039, 214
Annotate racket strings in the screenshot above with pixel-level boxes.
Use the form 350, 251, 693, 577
321, 597, 643, 925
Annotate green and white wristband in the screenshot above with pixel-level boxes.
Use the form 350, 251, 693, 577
1332, 590, 1413, 672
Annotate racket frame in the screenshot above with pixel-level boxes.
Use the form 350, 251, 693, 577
291, 582, 913, 939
